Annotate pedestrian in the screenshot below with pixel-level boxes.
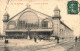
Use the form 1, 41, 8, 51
57, 38, 59, 43
79, 36, 80, 41
75, 37, 77, 42
34, 37, 37, 43
57, 36, 59, 43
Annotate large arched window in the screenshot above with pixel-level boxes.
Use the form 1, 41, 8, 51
17, 11, 39, 29
7, 21, 16, 29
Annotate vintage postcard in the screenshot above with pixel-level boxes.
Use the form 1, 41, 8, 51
0, 0, 80, 51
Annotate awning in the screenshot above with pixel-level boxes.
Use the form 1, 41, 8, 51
4, 29, 53, 32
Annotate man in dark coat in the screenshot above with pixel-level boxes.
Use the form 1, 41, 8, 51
79, 36, 80, 41
57, 37, 59, 43
34, 37, 37, 43
55, 36, 59, 44
75, 37, 78, 42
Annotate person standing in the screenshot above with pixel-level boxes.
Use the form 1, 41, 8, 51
79, 36, 80, 41
34, 37, 37, 43
57, 37, 59, 43
75, 37, 78, 42
56, 36, 59, 44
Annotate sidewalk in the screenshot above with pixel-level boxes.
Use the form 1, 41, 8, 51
0, 39, 57, 51
0, 39, 56, 47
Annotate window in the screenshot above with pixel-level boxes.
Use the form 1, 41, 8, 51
42, 21, 48, 28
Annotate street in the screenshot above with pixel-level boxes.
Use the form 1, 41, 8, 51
0, 39, 76, 51
68, 40, 80, 51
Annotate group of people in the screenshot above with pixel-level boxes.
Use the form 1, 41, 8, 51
34, 36, 80, 44
33, 36, 60, 44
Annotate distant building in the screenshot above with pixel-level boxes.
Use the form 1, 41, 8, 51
3, 5, 73, 39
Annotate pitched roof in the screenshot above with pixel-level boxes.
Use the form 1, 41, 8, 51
9, 8, 52, 21
60, 21, 73, 31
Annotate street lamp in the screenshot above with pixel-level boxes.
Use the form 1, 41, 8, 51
27, 23, 31, 40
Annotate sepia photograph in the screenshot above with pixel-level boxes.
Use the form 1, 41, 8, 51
0, 0, 80, 51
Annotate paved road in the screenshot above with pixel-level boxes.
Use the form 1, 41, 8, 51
59, 39, 75, 51
68, 41, 80, 51
38, 39, 75, 51
0, 39, 75, 51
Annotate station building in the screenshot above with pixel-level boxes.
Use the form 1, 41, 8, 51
3, 6, 73, 39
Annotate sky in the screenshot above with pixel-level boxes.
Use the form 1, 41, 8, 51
0, 0, 80, 36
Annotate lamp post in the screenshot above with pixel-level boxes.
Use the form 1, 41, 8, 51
27, 23, 31, 40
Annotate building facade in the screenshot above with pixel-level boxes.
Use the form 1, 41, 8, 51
3, 6, 73, 39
